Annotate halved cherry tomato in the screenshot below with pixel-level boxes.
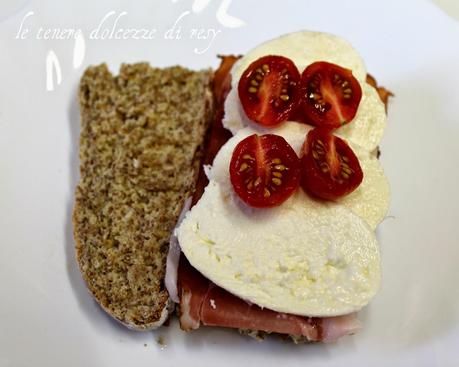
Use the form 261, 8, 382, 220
300, 128, 363, 200
238, 55, 301, 127
230, 134, 300, 208
299, 61, 362, 128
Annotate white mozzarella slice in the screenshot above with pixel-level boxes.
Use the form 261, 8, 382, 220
222, 31, 387, 152
209, 123, 390, 229
231, 31, 367, 85
177, 181, 381, 317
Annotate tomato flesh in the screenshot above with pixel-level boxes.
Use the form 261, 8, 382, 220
238, 56, 301, 127
230, 134, 300, 208
300, 61, 362, 128
300, 128, 363, 200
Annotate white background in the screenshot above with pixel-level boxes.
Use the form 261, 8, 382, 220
1, 0, 459, 366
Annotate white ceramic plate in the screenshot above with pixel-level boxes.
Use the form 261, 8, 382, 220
1, 0, 459, 366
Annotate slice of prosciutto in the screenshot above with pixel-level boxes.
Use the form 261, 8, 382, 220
176, 55, 366, 342
178, 257, 361, 342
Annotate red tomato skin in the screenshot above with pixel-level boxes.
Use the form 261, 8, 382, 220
238, 55, 301, 127
299, 62, 362, 129
300, 128, 363, 201
230, 134, 300, 208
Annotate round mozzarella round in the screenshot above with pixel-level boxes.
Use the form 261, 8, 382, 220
222, 31, 387, 152
209, 122, 390, 229
177, 180, 381, 317
231, 31, 367, 84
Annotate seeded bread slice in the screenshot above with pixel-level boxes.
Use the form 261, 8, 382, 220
73, 63, 214, 330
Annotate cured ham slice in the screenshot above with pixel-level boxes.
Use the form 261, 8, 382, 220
178, 257, 361, 342
175, 55, 384, 342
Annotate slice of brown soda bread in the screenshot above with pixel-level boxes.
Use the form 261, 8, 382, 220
73, 63, 214, 329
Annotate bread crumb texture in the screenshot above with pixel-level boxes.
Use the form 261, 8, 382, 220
73, 63, 213, 329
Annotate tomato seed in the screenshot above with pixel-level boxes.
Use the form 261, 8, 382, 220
239, 163, 248, 172
280, 95, 290, 101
